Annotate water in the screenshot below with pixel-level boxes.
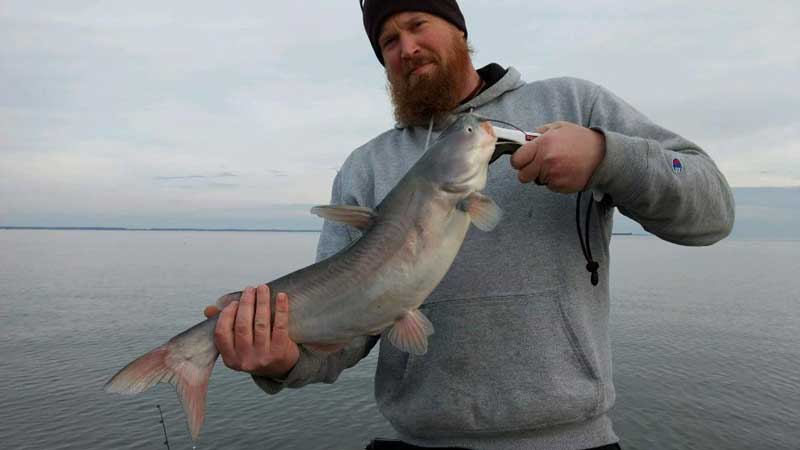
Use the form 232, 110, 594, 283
0, 230, 798, 450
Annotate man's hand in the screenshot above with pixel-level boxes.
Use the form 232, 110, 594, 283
510, 121, 606, 193
204, 284, 300, 379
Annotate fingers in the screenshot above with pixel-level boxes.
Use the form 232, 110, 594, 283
514, 141, 544, 184
511, 122, 572, 185
519, 156, 542, 184
535, 165, 550, 186
212, 283, 296, 377
252, 284, 271, 349
271, 292, 291, 349
510, 139, 539, 170
514, 121, 603, 193
214, 301, 238, 363
234, 286, 255, 348
511, 122, 571, 171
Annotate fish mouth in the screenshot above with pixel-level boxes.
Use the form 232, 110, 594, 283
480, 120, 496, 138
478, 119, 499, 163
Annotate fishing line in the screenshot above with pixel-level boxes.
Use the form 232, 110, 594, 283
482, 117, 528, 134
424, 116, 434, 150
156, 404, 171, 450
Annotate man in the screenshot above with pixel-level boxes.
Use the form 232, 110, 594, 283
205, 1, 735, 449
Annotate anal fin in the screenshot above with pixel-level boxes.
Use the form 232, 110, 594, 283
385, 309, 434, 355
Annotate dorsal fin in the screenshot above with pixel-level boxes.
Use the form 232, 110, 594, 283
311, 205, 377, 230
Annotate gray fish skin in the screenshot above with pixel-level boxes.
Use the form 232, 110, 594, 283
105, 114, 500, 440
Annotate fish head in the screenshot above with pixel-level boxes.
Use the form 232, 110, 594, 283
419, 113, 497, 194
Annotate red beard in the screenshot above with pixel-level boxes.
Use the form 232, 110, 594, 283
387, 35, 473, 126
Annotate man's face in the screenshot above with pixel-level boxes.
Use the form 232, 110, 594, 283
378, 11, 472, 126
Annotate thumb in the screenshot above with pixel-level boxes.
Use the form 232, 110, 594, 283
203, 305, 221, 318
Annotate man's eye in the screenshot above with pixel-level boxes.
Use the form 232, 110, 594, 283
412, 20, 426, 29
382, 37, 397, 49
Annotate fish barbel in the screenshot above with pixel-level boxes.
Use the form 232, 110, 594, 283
105, 113, 502, 439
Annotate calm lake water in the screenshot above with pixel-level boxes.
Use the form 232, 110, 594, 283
0, 230, 798, 450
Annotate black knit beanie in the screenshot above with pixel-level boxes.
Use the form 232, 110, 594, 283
361, 0, 467, 65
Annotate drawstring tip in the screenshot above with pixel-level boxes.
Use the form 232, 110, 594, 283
586, 261, 600, 286
576, 191, 601, 288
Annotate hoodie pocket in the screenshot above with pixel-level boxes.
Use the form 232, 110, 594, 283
374, 289, 603, 438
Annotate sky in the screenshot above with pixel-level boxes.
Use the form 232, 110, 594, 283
1, 1, 798, 229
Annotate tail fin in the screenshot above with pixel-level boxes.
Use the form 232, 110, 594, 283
105, 319, 219, 440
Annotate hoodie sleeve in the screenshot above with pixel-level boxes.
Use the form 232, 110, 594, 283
252, 166, 379, 394
251, 335, 379, 394
585, 83, 735, 245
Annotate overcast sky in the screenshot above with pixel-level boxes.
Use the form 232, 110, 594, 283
1, 1, 798, 228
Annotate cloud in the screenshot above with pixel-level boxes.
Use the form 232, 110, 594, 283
154, 172, 239, 181
1, 0, 798, 228
155, 175, 211, 181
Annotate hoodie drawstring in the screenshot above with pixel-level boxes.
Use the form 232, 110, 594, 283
576, 191, 600, 286
424, 117, 434, 150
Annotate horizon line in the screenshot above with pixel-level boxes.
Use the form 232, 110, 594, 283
0, 226, 322, 232
0, 226, 654, 237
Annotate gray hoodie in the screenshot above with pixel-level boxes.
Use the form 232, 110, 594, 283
254, 67, 735, 450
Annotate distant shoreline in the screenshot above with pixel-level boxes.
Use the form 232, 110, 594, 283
0, 227, 644, 235
0, 226, 322, 233
1, 226, 652, 236
3, 227, 798, 241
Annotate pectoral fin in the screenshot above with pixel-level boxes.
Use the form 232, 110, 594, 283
385, 309, 434, 355
311, 205, 377, 230
459, 192, 502, 231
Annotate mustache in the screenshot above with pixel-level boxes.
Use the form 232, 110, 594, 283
403, 54, 438, 76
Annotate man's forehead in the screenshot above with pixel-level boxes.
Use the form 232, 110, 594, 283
379, 11, 437, 37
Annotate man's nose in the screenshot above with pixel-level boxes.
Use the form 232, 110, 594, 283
398, 34, 420, 59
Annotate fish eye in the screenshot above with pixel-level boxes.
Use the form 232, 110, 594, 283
466, 126, 473, 133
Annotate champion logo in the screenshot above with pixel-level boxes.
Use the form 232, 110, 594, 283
672, 158, 683, 174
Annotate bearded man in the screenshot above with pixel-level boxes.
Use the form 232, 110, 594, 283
206, 1, 735, 449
